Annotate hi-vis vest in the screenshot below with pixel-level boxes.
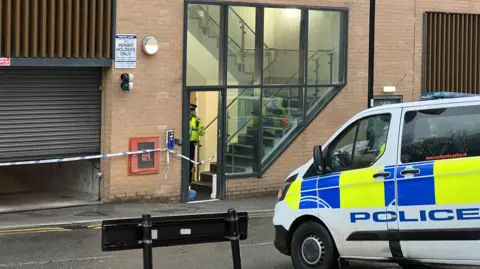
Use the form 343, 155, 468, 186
190, 116, 205, 142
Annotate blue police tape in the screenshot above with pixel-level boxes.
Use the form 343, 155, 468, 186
0, 148, 216, 167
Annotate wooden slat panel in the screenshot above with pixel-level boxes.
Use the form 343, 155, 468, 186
73, 0, 80, 57
89, 0, 96, 58
65, 0, 73, 57
468, 15, 473, 92
475, 16, 479, 92
427, 14, 433, 92
455, 14, 460, 92
5, 0, 11, 58
49, 0, 55, 57
440, 14, 445, 91
105, 0, 112, 58
0, 0, 113, 59
56, 0, 64, 57
445, 14, 451, 91
23, 0, 29, 57
0, 0, 3, 56
81, 0, 88, 57
96, 0, 104, 57
40, 0, 47, 57
32, 0, 39, 57
14, 0, 20, 57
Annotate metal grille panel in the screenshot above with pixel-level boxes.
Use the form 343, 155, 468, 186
0, 67, 102, 162
424, 12, 480, 94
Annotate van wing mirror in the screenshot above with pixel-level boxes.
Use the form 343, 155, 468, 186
313, 145, 324, 174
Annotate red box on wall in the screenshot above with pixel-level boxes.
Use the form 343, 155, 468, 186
129, 136, 160, 175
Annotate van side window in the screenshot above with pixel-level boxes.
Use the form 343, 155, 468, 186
326, 114, 391, 172
401, 105, 480, 163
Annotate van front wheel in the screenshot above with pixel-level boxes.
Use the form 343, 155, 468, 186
290, 221, 338, 269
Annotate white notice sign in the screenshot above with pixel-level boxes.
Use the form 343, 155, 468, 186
115, 34, 137, 68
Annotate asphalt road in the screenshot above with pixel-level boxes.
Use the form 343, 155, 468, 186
0, 216, 473, 269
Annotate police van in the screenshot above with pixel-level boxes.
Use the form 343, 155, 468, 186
273, 94, 480, 268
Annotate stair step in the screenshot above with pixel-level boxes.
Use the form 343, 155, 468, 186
226, 152, 253, 160
191, 180, 212, 193
210, 162, 217, 173
200, 172, 215, 183
229, 143, 254, 155
238, 134, 275, 147
225, 165, 249, 173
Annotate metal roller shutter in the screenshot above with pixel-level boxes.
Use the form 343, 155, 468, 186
0, 67, 102, 162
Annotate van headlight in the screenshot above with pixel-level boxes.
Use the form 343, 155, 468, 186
277, 174, 297, 201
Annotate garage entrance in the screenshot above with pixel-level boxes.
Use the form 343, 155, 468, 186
0, 67, 102, 213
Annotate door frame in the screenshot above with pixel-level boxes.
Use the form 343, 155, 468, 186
181, 89, 227, 203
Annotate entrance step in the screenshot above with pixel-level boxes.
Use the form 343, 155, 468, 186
191, 180, 212, 193
200, 172, 215, 183
210, 162, 217, 173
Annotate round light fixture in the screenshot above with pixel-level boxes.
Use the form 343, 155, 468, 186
142, 36, 159, 56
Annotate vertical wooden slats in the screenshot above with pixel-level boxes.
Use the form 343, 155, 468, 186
0, 0, 3, 56
14, 0, 20, 57
89, 0, 96, 58
0, 0, 113, 59
96, 0, 104, 58
56, 0, 64, 57
105, 0, 112, 58
32, 0, 39, 57
65, 0, 72, 57
23, 0, 29, 57
81, 0, 88, 57
474, 16, 478, 92
40, 0, 47, 57
425, 12, 480, 94
49, 0, 55, 56
4, 0, 12, 57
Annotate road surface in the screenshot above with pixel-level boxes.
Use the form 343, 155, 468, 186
0, 215, 473, 269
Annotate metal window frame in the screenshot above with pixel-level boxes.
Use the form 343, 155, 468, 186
182, 1, 349, 190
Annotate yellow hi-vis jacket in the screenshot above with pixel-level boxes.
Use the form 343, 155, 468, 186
190, 116, 205, 142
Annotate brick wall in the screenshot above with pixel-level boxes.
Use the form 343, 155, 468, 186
102, 0, 480, 201
101, 0, 184, 202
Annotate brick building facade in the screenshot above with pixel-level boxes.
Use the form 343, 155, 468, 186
0, 0, 477, 206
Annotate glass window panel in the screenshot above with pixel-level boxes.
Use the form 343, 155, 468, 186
227, 7, 257, 86
306, 86, 338, 120
225, 88, 260, 175
261, 87, 304, 163
186, 4, 221, 86
308, 10, 345, 85
263, 8, 301, 84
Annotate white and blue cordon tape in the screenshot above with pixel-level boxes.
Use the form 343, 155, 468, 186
0, 148, 216, 167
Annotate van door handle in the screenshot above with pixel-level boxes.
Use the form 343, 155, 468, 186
373, 171, 390, 178
400, 168, 420, 175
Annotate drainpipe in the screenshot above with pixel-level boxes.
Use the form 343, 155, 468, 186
367, 0, 376, 108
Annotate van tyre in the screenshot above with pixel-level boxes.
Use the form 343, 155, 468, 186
290, 221, 338, 269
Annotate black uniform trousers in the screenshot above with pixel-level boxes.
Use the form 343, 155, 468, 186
189, 141, 197, 184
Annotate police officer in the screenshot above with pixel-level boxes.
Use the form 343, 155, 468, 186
189, 104, 205, 184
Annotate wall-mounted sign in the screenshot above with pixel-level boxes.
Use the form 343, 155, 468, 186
0, 57, 11, 67
115, 34, 137, 69
372, 95, 403, 107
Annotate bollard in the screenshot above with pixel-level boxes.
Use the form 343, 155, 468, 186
142, 214, 153, 269
226, 208, 242, 269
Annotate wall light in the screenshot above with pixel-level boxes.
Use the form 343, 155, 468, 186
142, 36, 159, 56
383, 86, 397, 93
286, 8, 299, 18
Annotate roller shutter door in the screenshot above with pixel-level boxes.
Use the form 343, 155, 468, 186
0, 67, 102, 162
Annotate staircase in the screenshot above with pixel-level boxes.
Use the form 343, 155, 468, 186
188, 4, 337, 195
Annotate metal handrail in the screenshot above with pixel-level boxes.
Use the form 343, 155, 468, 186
204, 49, 328, 131
229, 7, 270, 50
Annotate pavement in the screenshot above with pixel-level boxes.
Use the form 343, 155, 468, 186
0, 195, 277, 231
